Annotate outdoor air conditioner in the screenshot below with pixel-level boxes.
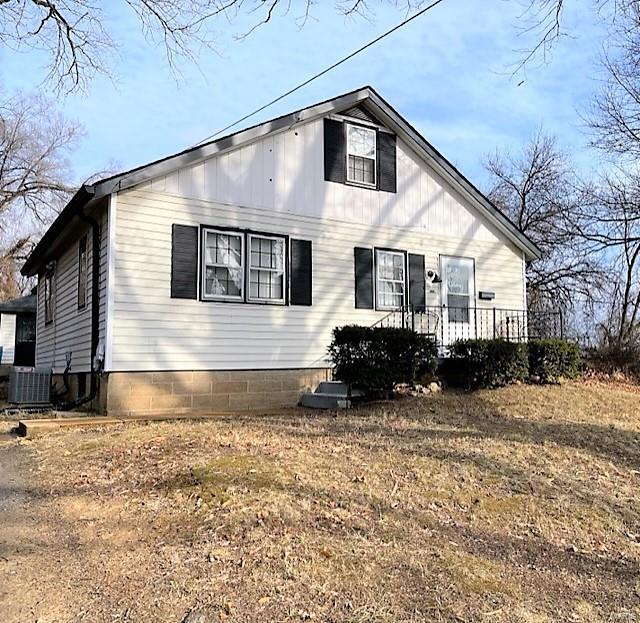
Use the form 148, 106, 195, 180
8, 367, 52, 405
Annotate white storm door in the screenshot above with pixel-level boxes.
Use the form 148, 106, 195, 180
441, 256, 475, 344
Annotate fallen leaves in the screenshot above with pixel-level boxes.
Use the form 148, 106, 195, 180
3, 382, 640, 622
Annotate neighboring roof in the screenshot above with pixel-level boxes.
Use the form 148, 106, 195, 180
0, 294, 36, 314
22, 86, 540, 275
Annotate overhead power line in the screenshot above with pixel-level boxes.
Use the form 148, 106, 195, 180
195, 0, 446, 146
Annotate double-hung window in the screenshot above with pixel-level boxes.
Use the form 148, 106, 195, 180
248, 234, 285, 303
78, 235, 88, 310
346, 123, 376, 186
44, 271, 54, 324
202, 229, 244, 300
376, 249, 405, 310
200, 228, 287, 304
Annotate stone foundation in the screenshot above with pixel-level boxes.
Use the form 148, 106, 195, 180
102, 368, 331, 416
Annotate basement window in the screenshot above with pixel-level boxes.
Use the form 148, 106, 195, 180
346, 123, 376, 186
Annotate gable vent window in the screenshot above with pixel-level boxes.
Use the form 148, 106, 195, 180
376, 249, 406, 310
249, 234, 285, 303
202, 229, 244, 300
347, 124, 376, 186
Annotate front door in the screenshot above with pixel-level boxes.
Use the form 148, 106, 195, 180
441, 256, 475, 344
14, 313, 36, 366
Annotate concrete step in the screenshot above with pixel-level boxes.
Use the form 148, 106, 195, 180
314, 381, 365, 398
300, 392, 351, 410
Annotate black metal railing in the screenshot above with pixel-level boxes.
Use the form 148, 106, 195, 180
372, 305, 563, 345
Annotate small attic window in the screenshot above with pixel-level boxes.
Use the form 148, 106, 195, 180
346, 123, 376, 186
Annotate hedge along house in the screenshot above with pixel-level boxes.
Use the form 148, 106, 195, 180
21, 86, 545, 416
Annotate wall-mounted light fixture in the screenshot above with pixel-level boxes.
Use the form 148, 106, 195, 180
427, 269, 442, 284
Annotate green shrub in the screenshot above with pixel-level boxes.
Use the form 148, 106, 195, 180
328, 325, 437, 394
528, 339, 581, 383
450, 339, 528, 389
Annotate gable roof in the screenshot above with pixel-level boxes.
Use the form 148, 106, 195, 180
22, 86, 540, 276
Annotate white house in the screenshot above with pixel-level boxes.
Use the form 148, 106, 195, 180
21, 86, 542, 415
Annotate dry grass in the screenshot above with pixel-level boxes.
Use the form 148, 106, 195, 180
2, 382, 640, 622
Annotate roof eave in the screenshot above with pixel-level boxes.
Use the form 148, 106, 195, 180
21, 185, 96, 277
362, 91, 541, 261
23, 84, 541, 275
92, 87, 373, 199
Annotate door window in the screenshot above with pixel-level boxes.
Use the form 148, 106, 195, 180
442, 256, 474, 323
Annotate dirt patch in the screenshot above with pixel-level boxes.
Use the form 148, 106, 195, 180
1, 383, 640, 622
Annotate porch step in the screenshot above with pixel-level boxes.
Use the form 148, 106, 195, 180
300, 392, 351, 409
299, 381, 365, 409
314, 381, 365, 398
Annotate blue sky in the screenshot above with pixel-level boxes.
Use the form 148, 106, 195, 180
0, 1, 607, 191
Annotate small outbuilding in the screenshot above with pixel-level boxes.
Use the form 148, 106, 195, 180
0, 294, 37, 367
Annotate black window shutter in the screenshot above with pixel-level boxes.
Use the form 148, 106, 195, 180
324, 118, 346, 183
378, 132, 397, 193
290, 239, 312, 306
354, 247, 374, 309
171, 224, 198, 299
408, 253, 426, 312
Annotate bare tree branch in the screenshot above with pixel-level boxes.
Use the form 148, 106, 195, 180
513, 0, 622, 74
0, 92, 80, 297
484, 129, 602, 313
0, 0, 433, 93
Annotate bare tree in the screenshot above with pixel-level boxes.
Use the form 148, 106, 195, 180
514, 0, 624, 72
0, 0, 428, 93
0, 92, 80, 299
589, 2, 640, 158
485, 129, 601, 311
573, 171, 640, 353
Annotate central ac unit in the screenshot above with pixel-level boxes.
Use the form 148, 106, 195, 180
8, 368, 52, 405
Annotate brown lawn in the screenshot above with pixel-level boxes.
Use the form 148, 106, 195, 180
1, 382, 639, 622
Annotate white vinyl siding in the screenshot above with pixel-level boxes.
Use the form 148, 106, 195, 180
109, 188, 526, 372
36, 205, 109, 373
139, 117, 510, 246
0, 313, 16, 365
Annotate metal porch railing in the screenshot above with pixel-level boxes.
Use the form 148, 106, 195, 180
371, 305, 563, 345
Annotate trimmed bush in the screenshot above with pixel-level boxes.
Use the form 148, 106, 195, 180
528, 339, 581, 384
328, 325, 437, 395
450, 339, 528, 389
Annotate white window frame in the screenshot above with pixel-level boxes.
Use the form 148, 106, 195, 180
247, 233, 286, 305
201, 227, 245, 301
375, 249, 406, 311
346, 123, 377, 187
